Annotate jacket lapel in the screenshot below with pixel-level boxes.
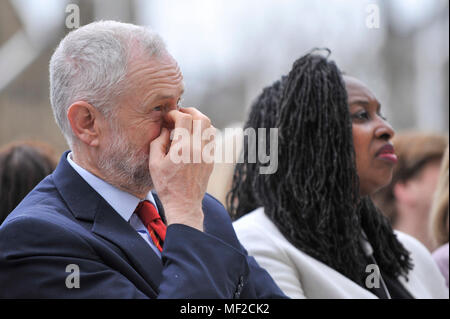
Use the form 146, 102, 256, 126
91, 199, 164, 293
151, 191, 166, 224
53, 151, 163, 294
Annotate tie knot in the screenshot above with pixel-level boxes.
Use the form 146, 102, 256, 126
135, 200, 160, 226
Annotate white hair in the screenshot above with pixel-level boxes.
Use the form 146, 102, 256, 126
49, 20, 167, 147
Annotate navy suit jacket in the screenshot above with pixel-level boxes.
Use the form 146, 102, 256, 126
0, 151, 286, 299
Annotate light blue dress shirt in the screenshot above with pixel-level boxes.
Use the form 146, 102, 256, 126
67, 152, 162, 258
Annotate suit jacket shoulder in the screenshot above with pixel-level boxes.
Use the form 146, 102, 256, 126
233, 208, 449, 299
395, 231, 449, 298
0, 152, 286, 299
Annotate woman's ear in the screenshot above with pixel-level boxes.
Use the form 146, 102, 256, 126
67, 101, 101, 147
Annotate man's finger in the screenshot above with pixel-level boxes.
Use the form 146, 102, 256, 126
149, 128, 170, 163
165, 110, 193, 133
180, 108, 212, 140
179, 107, 211, 128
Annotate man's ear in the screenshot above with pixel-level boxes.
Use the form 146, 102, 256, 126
67, 101, 101, 147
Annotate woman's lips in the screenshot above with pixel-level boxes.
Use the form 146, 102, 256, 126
376, 144, 398, 164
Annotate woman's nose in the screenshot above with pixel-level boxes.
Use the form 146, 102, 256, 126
375, 118, 395, 141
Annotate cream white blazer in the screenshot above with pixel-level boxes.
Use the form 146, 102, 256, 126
233, 208, 449, 299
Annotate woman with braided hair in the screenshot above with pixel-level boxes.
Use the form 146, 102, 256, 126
229, 51, 448, 299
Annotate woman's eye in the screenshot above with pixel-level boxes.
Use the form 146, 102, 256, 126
352, 111, 369, 120
153, 106, 163, 112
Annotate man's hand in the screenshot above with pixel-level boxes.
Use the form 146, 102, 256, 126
148, 108, 216, 232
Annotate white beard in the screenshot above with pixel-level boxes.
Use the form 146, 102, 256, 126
97, 124, 153, 196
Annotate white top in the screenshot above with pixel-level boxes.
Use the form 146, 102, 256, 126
233, 207, 449, 299
67, 152, 162, 258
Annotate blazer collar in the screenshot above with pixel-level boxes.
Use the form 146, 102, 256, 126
151, 190, 166, 224
52, 151, 164, 294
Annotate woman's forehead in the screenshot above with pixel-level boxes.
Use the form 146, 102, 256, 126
343, 75, 376, 101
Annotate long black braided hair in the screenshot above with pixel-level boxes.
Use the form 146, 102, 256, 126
227, 51, 412, 286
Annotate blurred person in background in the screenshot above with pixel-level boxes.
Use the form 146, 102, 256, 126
429, 146, 449, 287
0, 21, 286, 299
207, 124, 243, 206
0, 141, 57, 225
230, 51, 448, 298
372, 132, 448, 251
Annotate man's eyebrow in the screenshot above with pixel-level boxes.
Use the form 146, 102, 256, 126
152, 89, 185, 102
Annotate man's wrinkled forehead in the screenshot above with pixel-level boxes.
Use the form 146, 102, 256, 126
122, 52, 185, 109
126, 52, 184, 86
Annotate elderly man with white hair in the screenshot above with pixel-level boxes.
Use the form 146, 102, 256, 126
0, 21, 286, 299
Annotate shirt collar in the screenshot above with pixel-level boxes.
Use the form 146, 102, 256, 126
67, 152, 158, 222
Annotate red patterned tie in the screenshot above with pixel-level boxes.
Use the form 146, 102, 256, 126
135, 200, 166, 252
